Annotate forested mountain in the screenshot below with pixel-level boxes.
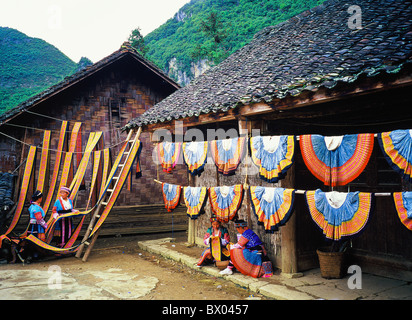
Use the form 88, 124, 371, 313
0, 0, 327, 114
143, 0, 328, 85
0, 27, 90, 114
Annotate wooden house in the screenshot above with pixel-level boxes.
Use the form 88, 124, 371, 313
0, 42, 189, 236
126, 0, 412, 280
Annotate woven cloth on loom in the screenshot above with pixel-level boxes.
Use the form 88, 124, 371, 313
26, 138, 142, 253
210, 137, 246, 176
305, 189, 374, 241
249, 186, 295, 233
378, 130, 412, 183
393, 192, 412, 231
183, 186, 208, 219
250, 135, 295, 183
182, 141, 208, 176
162, 183, 182, 212
157, 141, 181, 173
208, 185, 243, 223
300, 134, 374, 187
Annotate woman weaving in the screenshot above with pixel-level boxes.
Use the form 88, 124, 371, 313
197, 217, 231, 267
52, 187, 78, 247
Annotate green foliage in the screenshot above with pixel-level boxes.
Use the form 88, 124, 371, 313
190, 11, 231, 64
143, 0, 328, 84
128, 28, 149, 57
0, 27, 78, 115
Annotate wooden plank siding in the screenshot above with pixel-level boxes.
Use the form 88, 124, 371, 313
0, 53, 189, 237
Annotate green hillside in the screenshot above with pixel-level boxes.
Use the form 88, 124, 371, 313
143, 0, 328, 85
0, 27, 79, 114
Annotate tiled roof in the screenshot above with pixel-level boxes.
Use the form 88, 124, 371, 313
126, 0, 412, 129
0, 42, 179, 124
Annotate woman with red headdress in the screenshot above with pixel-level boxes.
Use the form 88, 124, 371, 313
52, 186, 78, 247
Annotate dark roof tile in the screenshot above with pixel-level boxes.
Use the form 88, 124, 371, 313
127, 0, 412, 129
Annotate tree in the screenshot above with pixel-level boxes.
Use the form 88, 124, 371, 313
190, 11, 231, 65
128, 27, 148, 57
200, 11, 227, 45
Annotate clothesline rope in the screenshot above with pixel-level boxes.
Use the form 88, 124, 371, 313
153, 179, 393, 197
25, 110, 125, 128
0, 130, 127, 154
2, 122, 123, 134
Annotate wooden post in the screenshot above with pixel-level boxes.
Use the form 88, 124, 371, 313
280, 162, 301, 277
187, 174, 196, 246
238, 117, 250, 224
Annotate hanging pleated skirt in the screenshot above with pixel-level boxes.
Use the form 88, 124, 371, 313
305, 189, 374, 241
378, 130, 412, 182
250, 135, 295, 183
182, 141, 208, 176
249, 187, 295, 233
210, 137, 246, 176
157, 142, 181, 173
300, 134, 374, 187
183, 186, 208, 219
162, 183, 182, 212
393, 192, 412, 231
208, 185, 243, 223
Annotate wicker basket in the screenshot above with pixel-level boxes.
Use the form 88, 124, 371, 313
215, 260, 229, 270
316, 249, 346, 279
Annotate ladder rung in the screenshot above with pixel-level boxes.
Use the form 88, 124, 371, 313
107, 189, 114, 193
102, 202, 108, 206
112, 176, 119, 180
84, 241, 90, 246
118, 164, 124, 167
124, 152, 129, 155
95, 215, 100, 218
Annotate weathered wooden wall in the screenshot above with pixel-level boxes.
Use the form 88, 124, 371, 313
0, 57, 189, 236
191, 121, 284, 269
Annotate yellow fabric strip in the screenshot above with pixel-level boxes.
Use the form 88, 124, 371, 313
43, 121, 68, 214
0, 146, 37, 240
36, 130, 51, 193
99, 148, 111, 198
69, 132, 102, 199
86, 150, 102, 209
57, 122, 82, 193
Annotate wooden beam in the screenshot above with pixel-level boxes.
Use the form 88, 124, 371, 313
142, 73, 412, 132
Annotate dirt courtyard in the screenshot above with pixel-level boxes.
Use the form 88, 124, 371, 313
0, 232, 265, 300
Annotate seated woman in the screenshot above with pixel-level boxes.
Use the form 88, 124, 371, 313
52, 187, 78, 247
197, 217, 231, 267
220, 220, 270, 278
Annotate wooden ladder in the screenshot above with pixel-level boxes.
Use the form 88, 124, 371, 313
75, 127, 142, 261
